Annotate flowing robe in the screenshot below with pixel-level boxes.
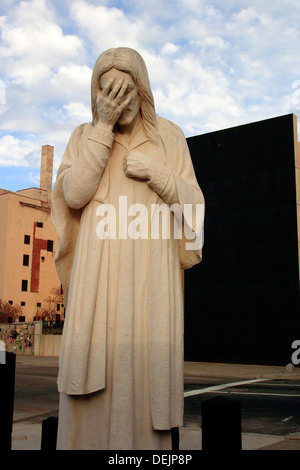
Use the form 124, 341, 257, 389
51, 115, 204, 449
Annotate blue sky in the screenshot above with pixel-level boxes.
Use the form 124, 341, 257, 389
0, 0, 300, 191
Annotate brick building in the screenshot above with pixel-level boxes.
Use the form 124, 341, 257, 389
0, 145, 63, 321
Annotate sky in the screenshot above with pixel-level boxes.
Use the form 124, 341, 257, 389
0, 0, 300, 191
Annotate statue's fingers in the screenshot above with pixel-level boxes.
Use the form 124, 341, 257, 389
101, 77, 115, 97
119, 95, 132, 111
109, 78, 125, 99
117, 81, 129, 99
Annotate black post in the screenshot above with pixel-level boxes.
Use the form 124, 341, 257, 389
41, 416, 58, 451
171, 427, 180, 450
0, 351, 16, 451
201, 396, 241, 451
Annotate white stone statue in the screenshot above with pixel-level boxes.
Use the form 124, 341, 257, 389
51, 47, 204, 450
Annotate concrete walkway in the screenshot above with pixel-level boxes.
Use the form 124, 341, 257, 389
11, 357, 300, 451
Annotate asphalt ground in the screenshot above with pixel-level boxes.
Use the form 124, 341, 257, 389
9, 356, 300, 452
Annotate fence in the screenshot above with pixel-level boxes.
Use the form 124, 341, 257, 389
42, 319, 64, 335
0, 321, 62, 356
0, 322, 36, 355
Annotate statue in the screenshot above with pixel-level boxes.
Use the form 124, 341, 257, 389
51, 47, 204, 450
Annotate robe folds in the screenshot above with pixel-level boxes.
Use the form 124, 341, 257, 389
51, 115, 204, 447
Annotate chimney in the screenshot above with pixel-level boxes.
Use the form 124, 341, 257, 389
40, 145, 54, 201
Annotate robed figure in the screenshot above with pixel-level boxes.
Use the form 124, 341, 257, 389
51, 47, 204, 450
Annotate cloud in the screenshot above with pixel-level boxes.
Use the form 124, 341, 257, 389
47, 63, 92, 103
0, 0, 300, 192
70, 1, 149, 53
282, 80, 300, 119
0, 134, 40, 166
0, 0, 83, 87
0, 0, 93, 168
0, 0, 87, 137
63, 101, 92, 124
29, 171, 40, 186
0, 80, 6, 104
161, 43, 181, 55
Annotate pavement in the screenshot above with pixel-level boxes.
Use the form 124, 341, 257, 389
10, 356, 300, 451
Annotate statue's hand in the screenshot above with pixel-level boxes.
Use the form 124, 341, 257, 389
97, 78, 131, 130
124, 152, 156, 181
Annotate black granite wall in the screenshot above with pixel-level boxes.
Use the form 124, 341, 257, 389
184, 114, 300, 365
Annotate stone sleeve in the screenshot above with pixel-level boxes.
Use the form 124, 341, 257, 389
147, 166, 179, 206
63, 125, 114, 210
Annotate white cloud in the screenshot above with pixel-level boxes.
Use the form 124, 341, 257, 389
0, 0, 83, 87
282, 80, 300, 119
29, 171, 40, 186
0, 135, 40, 166
63, 101, 92, 124
47, 63, 92, 102
0, 80, 6, 104
0, 0, 300, 190
161, 43, 180, 55
70, 1, 149, 53
0, 0, 91, 164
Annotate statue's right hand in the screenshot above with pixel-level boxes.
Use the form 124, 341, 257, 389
97, 77, 131, 130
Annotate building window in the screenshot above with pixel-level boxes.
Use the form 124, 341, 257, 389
47, 240, 53, 252
24, 235, 30, 244
21, 301, 26, 307
37, 302, 41, 307
37, 222, 43, 228
8, 300, 13, 305
21, 280, 28, 291
41, 256, 45, 262
23, 254, 29, 266
57, 304, 60, 311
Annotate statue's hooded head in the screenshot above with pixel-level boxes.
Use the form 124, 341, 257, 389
91, 47, 158, 143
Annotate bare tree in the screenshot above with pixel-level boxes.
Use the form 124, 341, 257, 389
38, 286, 64, 322
0, 299, 23, 323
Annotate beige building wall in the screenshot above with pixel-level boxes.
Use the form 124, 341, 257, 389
0, 146, 62, 321
0, 190, 9, 301
0, 189, 61, 321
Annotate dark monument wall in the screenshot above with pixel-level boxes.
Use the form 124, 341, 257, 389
185, 114, 300, 366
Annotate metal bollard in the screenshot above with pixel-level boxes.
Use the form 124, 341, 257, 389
171, 427, 180, 450
0, 351, 16, 450
201, 396, 242, 451
41, 416, 58, 451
